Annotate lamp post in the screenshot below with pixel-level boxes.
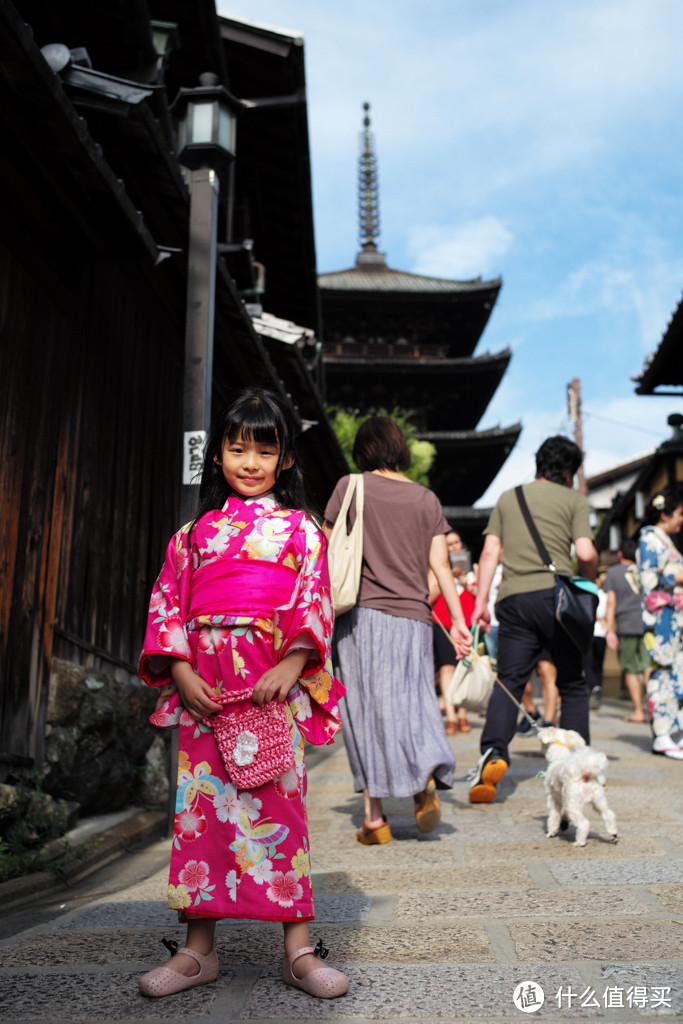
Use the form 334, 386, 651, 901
172, 73, 243, 525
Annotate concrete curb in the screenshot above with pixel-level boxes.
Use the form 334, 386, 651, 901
0, 808, 167, 909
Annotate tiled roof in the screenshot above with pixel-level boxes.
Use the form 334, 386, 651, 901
319, 264, 501, 294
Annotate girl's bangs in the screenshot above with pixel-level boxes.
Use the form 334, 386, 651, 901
224, 402, 282, 449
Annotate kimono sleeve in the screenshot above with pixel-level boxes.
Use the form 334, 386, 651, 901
277, 515, 346, 745
638, 528, 683, 667
138, 524, 194, 688
639, 530, 678, 600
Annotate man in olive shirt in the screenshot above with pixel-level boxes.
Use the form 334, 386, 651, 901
468, 436, 598, 802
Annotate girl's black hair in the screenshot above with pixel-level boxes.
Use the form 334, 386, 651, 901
192, 387, 313, 525
643, 485, 682, 525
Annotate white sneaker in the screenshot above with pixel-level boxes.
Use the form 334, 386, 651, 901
652, 735, 683, 759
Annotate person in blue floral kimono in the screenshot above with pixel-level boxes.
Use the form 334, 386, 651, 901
638, 486, 683, 759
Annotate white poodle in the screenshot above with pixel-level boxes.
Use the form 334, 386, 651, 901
537, 727, 618, 848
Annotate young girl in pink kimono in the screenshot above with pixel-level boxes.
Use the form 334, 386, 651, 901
137, 388, 348, 1000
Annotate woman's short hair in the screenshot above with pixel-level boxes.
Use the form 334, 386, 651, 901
535, 435, 583, 485
644, 485, 682, 525
353, 416, 412, 472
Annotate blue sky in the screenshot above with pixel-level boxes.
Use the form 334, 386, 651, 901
219, 0, 683, 505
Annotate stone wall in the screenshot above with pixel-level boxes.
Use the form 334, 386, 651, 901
1, 659, 170, 851
43, 659, 169, 814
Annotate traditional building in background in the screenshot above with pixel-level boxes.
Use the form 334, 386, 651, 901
0, 0, 346, 784
633, 293, 683, 398
588, 302, 683, 552
320, 105, 519, 549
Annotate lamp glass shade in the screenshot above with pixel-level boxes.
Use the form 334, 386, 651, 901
173, 80, 240, 166
218, 107, 236, 154
191, 100, 215, 145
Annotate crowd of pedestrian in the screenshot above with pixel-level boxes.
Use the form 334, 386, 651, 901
134, 390, 682, 1005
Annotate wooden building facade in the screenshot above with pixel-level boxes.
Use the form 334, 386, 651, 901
0, 1, 346, 778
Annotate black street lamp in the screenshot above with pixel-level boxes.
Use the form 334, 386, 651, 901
172, 73, 243, 525
173, 72, 241, 171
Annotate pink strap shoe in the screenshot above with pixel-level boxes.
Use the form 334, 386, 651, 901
282, 940, 348, 999
139, 945, 219, 997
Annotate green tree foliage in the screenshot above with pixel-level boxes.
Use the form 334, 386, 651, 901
327, 407, 436, 487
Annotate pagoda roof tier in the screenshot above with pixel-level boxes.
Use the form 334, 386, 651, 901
319, 262, 501, 296
418, 425, 521, 507
320, 277, 500, 358
324, 349, 511, 431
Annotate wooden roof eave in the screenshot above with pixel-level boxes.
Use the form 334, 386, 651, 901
421, 425, 521, 444
633, 295, 683, 395
219, 13, 320, 335
0, 1, 159, 263
318, 268, 501, 298
66, 90, 191, 249
592, 435, 683, 550
424, 424, 522, 506
323, 348, 512, 373
418, 424, 522, 448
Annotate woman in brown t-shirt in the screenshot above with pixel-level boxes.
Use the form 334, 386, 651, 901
324, 416, 471, 845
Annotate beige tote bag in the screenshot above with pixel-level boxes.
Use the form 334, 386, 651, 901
327, 475, 364, 615
445, 624, 495, 711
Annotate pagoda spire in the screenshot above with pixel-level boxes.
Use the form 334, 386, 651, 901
356, 102, 386, 266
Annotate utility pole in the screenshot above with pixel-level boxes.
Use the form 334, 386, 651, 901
567, 378, 587, 495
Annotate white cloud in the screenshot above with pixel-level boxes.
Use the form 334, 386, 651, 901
406, 217, 513, 280
528, 235, 683, 354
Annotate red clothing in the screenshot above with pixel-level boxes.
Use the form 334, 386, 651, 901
139, 494, 344, 923
433, 589, 475, 631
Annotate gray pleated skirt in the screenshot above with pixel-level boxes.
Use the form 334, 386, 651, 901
334, 606, 455, 797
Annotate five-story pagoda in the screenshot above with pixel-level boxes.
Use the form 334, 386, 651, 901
320, 104, 520, 542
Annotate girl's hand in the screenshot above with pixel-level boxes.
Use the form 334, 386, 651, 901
171, 659, 222, 721
252, 649, 310, 705
450, 623, 473, 660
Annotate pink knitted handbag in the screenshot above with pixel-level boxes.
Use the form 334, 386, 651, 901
210, 688, 295, 789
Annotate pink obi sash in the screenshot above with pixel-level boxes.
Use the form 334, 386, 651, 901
187, 558, 298, 623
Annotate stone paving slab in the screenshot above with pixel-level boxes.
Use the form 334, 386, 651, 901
52, 893, 374, 930
315, 863, 534, 893
239, 964, 600, 1019
463, 836, 667, 864
549, 857, 683, 887
513, 918, 683, 960
647, 885, 683, 914
2, 709, 682, 1024
0, 968, 222, 1022
0, 921, 495, 967
395, 885, 648, 920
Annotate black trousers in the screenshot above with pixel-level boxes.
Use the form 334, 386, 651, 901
583, 636, 606, 692
480, 588, 590, 763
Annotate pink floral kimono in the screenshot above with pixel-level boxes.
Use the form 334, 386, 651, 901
139, 494, 344, 923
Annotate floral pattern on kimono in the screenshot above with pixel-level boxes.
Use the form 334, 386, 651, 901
638, 524, 683, 736
138, 494, 344, 922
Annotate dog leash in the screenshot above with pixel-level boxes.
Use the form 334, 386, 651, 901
434, 617, 542, 733
493, 675, 545, 734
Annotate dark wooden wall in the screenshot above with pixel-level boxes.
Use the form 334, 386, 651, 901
0, 241, 183, 775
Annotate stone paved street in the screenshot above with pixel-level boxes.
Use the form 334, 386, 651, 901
1, 702, 682, 1023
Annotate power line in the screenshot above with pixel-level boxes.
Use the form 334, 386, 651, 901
583, 408, 664, 438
